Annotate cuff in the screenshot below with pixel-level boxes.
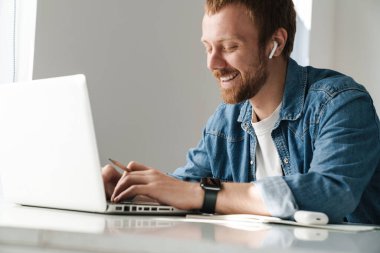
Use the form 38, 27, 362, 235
255, 176, 299, 219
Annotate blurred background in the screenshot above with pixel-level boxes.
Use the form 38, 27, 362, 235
1, 0, 379, 176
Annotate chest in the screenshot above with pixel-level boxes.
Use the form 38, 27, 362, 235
204, 121, 313, 182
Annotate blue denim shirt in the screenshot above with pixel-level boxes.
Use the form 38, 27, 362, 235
172, 59, 380, 224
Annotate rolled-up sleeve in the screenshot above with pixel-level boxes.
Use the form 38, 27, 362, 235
255, 176, 299, 219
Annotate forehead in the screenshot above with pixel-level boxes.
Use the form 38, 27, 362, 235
201, 4, 258, 43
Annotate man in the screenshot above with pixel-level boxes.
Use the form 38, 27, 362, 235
102, 0, 380, 224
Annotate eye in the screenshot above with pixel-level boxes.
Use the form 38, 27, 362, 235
223, 45, 238, 52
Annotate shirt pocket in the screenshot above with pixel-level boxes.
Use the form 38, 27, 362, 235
205, 130, 250, 182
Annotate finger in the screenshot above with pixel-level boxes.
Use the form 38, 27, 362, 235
127, 161, 151, 171
114, 185, 150, 203
103, 164, 123, 180
110, 172, 126, 202
102, 164, 119, 177
121, 170, 154, 176
111, 174, 151, 202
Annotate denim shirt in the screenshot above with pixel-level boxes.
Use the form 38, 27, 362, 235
172, 59, 380, 224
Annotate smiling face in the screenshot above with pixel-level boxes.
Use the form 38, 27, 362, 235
201, 4, 268, 104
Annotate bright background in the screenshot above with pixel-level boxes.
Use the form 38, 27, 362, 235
1, 0, 379, 177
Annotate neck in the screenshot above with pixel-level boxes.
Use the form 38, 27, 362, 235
249, 57, 287, 121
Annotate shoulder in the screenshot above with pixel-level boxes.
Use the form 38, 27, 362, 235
303, 67, 376, 125
306, 67, 368, 98
303, 66, 373, 113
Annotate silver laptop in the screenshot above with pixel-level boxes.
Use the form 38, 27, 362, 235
0, 74, 190, 215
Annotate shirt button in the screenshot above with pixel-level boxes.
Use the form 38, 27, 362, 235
250, 160, 254, 165
283, 158, 289, 164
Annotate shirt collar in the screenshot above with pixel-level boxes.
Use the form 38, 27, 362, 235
238, 58, 307, 123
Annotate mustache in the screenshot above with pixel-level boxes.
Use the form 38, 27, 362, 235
213, 68, 238, 79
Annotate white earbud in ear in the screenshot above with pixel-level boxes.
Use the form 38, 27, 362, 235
269, 41, 278, 59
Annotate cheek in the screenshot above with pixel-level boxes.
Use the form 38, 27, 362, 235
226, 52, 254, 71
223, 55, 241, 70
241, 53, 262, 73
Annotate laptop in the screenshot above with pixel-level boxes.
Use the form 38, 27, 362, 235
0, 74, 191, 215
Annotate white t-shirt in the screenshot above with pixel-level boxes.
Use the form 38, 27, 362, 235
251, 104, 283, 180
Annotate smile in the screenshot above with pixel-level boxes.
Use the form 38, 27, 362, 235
220, 72, 239, 82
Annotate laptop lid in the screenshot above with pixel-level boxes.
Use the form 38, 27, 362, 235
0, 74, 193, 216
0, 74, 108, 212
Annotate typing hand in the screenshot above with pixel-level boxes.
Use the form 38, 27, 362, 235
110, 161, 203, 211
101, 164, 122, 200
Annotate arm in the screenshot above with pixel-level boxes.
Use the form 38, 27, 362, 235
171, 129, 213, 181
283, 89, 380, 222
106, 106, 270, 214
110, 161, 270, 215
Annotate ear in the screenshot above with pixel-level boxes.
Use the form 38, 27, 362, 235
268, 28, 288, 59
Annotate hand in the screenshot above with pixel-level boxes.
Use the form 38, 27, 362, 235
111, 161, 203, 211
101, 164, 122, 200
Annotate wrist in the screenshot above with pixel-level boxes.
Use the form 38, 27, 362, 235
193, 182, 205, 210
200, 177, 222, 214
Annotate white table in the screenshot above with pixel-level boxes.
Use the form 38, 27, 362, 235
0, 203, 379, 253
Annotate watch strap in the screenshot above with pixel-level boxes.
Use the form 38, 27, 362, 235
200, 188, 218, 214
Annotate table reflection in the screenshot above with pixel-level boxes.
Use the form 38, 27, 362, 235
0, 204, 379, 253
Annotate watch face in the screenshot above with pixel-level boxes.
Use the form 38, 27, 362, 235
201, 177, 222, 190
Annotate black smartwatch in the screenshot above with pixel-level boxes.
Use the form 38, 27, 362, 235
200, 177, 222, 214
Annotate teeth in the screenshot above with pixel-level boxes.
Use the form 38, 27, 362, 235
220, 72, 239, 82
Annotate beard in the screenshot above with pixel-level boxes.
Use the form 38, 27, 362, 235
213, 54, 268, 104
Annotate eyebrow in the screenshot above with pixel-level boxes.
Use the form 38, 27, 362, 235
201, 36, 246, 44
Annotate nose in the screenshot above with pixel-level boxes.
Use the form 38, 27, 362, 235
207, 51, 226, 71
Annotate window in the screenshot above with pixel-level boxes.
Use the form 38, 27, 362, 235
292, 0, 313, 66
0, 0, 37, 201
0, 0, 37, 84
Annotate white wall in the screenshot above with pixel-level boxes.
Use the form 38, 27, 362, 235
33, 1, 380, 173
310, 0, 380, 112
33, 0, 219, 172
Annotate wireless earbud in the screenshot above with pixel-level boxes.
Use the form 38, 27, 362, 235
268, 41, 278, 59
294, 211, 329, 225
